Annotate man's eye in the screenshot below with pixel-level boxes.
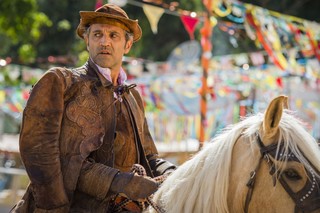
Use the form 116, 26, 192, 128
111, 33, 119, 38
94, 33, 102, 37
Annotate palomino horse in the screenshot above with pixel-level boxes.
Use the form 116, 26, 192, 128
149, 96, 320, 213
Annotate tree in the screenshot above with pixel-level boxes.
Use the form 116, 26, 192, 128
36, 0, 94, 66
0, 0, 52, 64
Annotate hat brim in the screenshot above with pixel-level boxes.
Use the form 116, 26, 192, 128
77, 11, 142, 42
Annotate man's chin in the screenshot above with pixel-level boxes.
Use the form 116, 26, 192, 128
94, 58, 110, 68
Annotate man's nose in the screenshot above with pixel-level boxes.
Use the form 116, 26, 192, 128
100, 35, 111, 46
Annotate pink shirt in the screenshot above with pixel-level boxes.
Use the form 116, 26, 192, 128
92, 58, 127, 86
91, 59, 127, 101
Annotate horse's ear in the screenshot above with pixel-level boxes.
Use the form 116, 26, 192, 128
263, 95, 287, 141
283, 96, 289, 109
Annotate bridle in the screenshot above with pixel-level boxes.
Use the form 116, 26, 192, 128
244, 132, 320, 213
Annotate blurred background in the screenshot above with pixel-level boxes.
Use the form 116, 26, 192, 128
0, 0, 320, 210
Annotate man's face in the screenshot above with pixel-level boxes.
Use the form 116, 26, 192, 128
85, 23, 133, 69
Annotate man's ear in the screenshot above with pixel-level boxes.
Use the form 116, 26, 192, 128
124, 40, 133, 54
85, 36, 89, 51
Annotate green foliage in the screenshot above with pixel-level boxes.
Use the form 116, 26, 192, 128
0, 66, 21, 87
57, 19, 72, 31
0, 35, 11, 56
0, 0, 51, 63
18, 44, 37, 64
35, 0, 95, 63
178, 0, 203, 11
76, 50, 89, 67
0, 0, 52, 42
30, 12, 52, 41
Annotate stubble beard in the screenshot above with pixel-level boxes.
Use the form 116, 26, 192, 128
94, 54, 112, 68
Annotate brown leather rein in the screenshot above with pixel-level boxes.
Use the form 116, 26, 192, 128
244, 132, 320, 213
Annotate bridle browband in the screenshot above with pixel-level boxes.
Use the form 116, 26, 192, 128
244, 132, 320, 213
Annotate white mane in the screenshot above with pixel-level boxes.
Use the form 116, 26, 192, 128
151, 110, 320, 213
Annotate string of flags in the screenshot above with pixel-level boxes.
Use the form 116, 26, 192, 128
106, 0, 320, 73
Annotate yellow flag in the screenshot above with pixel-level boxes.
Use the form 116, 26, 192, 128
143, 4, 165, 34
0, 90, 5, 103
296, 99, 303, 109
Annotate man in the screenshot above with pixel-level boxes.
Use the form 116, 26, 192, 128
12, 4, 176, 213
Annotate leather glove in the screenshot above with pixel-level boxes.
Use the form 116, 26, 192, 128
77, 161, 119, 200
110, 172, 158, 201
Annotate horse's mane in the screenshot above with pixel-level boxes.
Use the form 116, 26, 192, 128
153, 110, 320, 213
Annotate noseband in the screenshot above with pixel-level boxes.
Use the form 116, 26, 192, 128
244, 133, 320, 213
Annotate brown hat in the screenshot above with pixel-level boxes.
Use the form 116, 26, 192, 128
76, 4, 142, 42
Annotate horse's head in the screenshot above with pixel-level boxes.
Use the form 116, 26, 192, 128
230, 96, 320, 213
151, 95, 320, 213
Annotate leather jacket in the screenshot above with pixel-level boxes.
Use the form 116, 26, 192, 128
13, 60, 175, 212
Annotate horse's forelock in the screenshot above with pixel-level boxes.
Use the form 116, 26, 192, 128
277, 111, 320, 176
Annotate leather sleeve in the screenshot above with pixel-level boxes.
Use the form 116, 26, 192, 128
19, 69, 69, 210
77, 159, 119, 200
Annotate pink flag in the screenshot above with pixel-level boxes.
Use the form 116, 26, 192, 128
95, 0, 103, 9
250, 52, 265, 66
180, 15, 199, 40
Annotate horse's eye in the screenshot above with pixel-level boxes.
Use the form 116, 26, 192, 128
283, 168, 302, 181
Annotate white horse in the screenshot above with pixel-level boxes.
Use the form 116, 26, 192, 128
149, 96, 320, 213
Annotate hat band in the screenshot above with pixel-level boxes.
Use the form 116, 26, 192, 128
89, 17, 130, 32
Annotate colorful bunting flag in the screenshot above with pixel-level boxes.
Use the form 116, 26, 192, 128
180, 15, 199, 40
142, 4, 165, 34
95, 0, 103, 9
0, 90, 5, 103
250, 52, 265, 66
246, 9, 286, 70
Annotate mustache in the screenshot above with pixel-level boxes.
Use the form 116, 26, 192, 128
98, 46, 112, 54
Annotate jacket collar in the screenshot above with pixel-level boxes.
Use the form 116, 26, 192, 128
86, 59, 127, 87
85, 59, 113, 88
